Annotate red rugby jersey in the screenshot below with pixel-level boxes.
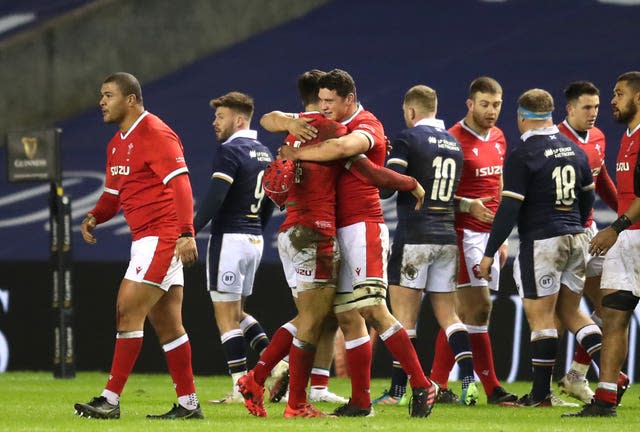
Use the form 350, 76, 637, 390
449, 121, 506, 233
615, 125, 640, 230
280, 112, 346, 237
103, 112, 189, 239
336, 105, 386, 227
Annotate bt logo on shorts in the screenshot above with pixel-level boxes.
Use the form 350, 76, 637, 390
538, 274, 555, 289
110, 165, 130, 176
222, 272, 237, 285
295, 268, 312, 277
402, 264, 418, 281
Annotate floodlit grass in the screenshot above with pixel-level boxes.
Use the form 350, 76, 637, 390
0, 372, 637, 431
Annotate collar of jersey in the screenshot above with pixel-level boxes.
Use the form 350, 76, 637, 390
459, 120, 491, 142
222, 129, 258, 145
627, 122, 640, 137
120, 111, 149, 140
415, 117, 445, 129
561, 119, 589, 144
341, 103, 364, 126
520, 125, 559, 142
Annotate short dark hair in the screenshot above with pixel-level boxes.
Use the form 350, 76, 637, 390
469, 76, 502, 99
564, 81, 600, 103
518, 88, 554, 113
103, 72, 143, 104
318, 68, 357, 100
617, 71, 640, 92
210, 91, 254, 119
297, 69, 326, 107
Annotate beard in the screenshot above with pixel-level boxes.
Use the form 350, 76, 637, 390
472, 111, 496, 129
614, 99, 637, 124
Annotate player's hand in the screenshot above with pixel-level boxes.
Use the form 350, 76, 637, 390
498, 242, 508, 269
478, 256, 494, 281
277, 145, 298, 161
287, 117, 317, 142
411, 182, 425, 210
80, 213, 97, 244
469, 197, 495, 223
175, 237, 198, 267
588, 227, 618, 256
384, 136, 392, 156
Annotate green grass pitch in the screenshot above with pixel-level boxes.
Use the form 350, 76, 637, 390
0, 372, 637, 431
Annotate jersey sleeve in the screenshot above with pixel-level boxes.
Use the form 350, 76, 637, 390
211, 145, 240, 184
634, 149, 640, 197
146, 128, 189, 184
352, 117, 385, 152
103, 142, 119, 196
579, 152, 595, 192
501, 149, 529, 201
386, 132, 411, 170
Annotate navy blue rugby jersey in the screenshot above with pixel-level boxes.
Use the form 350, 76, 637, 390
208, 130, 273, 235
387, 118, 463, 244
501, 126, 594, 241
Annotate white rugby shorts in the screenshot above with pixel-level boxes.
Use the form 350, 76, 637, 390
124, 236, 183, 292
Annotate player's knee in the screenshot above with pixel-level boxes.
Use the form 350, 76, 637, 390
602, 291, 640, 312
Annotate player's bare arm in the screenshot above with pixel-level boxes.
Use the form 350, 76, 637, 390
279, 132, 370, 162
260, 111, 317, 142
589, 197, 640, 255
455, 195, 495, 223
80, 214, 97, 244
411, 183, 425, 210
478, 256, 494, 281
175, 236, 197, 267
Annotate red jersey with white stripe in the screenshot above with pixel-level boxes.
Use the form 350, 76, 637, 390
557, 120, 607, 227
280, 112, 346, 237
103, 111, 189, 240
615, 125, 640, 230
449, 121, 506, 232
336, 105, 386, 227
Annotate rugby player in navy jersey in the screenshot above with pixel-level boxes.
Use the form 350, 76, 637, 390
479, 89, 595, 407
565, 71, 640, 417
379, 85, 479, 406
192, 92, 275, 404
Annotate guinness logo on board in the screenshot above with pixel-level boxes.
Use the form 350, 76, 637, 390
22, 136, 38, 159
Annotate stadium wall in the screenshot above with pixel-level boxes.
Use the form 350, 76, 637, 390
2, 261, 639, 383
0, 0, 329, 138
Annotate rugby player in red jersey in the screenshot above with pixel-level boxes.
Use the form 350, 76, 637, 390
565, 71, 640, 418
280, 69, 437, 418
74, 72, 202, 420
